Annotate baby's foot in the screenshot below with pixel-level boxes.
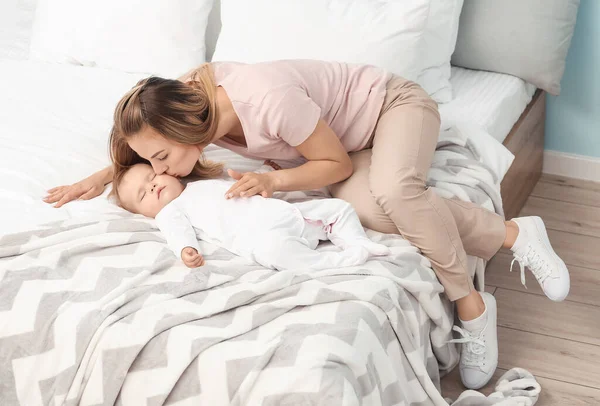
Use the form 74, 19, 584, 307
338, 245, 370, 267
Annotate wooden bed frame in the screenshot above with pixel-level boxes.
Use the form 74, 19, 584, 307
500, 89, 545, 220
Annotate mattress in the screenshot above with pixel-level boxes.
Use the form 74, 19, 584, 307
439, 66, 537, 142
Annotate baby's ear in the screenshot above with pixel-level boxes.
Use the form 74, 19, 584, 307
107, 190, 122, 207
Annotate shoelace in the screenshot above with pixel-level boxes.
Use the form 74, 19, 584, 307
448, 325, 487, 367
510, 245, 552, 289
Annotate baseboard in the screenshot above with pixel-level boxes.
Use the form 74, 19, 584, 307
543, 150, 600, 182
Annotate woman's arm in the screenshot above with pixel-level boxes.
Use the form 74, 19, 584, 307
270, 120, 353, 191
225, 120, 353, 198
96, 165, 115, 186
44, 165, 113, 207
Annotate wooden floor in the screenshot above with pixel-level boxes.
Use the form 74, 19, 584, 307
441, 174, 600, 405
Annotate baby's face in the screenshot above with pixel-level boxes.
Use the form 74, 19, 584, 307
118, 164, 184, 218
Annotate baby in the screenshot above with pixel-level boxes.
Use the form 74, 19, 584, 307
112, 163, 390, 270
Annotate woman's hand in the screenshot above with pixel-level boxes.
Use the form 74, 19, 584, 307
181, 247, 205, 268
225, 169, 277, 199
44, 168, 111, 208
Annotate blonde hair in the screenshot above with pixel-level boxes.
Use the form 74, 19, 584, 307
110, 63, 223, 179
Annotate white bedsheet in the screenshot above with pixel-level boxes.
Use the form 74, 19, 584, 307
440, 66, 537, 142
0, 59, 513, 237
0, 60, 147, 235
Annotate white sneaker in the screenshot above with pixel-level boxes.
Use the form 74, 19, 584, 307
509, 216, 570, 301
450, 292, 498, 390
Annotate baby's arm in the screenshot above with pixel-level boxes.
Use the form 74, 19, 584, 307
155, 204, 204, 268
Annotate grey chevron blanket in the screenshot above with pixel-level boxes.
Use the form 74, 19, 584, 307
1, 125, 523, 405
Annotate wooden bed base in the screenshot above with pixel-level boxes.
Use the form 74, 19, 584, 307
500, 89, 546, 220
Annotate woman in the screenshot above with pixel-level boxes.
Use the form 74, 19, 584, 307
44, 60, 569, 389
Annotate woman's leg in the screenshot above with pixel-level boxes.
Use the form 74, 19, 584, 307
364, 77, 568, 303
367, 79, 477, 301
331, 77, 568, 389
331, 77, 504, 389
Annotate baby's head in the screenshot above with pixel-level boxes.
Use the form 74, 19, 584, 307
112, 163, 185, 218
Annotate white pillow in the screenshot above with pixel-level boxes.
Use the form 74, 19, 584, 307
452, 0, 580, 96
0, 0, 38, 60
416, 0, 464, 103
29, 0, 214, 78
212, 0, 430, 82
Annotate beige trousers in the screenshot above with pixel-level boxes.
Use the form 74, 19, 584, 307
330, 75, 506, 301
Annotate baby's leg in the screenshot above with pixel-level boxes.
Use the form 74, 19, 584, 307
293, 199, 390, 256
252, 232, 369, 271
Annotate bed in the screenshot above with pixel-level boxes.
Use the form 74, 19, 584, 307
1, 0, 577, 405
0, 58, 525, 406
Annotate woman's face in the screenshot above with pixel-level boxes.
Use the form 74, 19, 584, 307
128, 126, 204, 177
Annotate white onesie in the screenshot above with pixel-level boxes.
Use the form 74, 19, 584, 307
154, 179, 389, 271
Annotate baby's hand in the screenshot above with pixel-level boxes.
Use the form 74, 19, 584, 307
181, 247, 205, 268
